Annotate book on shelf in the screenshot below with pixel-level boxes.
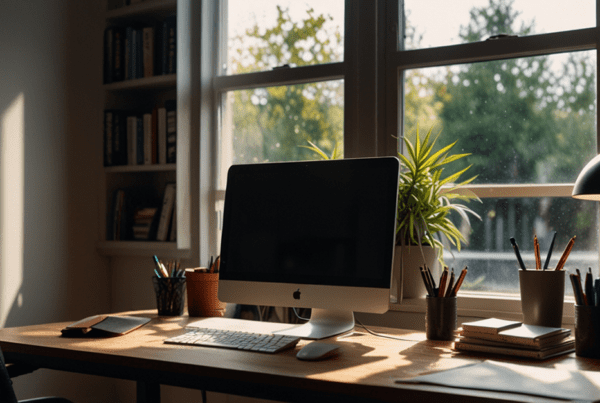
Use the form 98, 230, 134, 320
166, 99, 176, 163
103, 26, 126, 84
454, 318, 575, 360
143, 112, 153, 165
113, 111, 127, 165
162, 15, 177, 75
105, 104, 173, 167
105, 110, 128, 167
126, 114, 137, 166
156, 183, 176, 241
136, 115, 144, 165
109, 189, 129, 241
104, 17, 175, 83
157, 106, 167, 164
113, 26, 125, 82
126, 26, 142, 80
125, 26, 133, 80
108, 187, 160, 241
151, 107, 158, 164
142, 26, 154, 78
132, 206, 159, 241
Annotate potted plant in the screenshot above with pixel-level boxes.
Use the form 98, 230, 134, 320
396, 125, 480, 299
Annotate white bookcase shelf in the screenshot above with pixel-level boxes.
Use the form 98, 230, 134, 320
98, 0, 190, 257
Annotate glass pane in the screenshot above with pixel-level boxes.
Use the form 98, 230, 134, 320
404, 0, 595, 50
225, 0, 344, 75
443, 197, 599, 296
219, 81, 344, 189
404, 51, 597, 184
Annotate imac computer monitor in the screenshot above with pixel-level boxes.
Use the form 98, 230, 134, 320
218, 157, 399, 339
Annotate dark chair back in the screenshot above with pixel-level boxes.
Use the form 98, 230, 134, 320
0, 347, 19, 403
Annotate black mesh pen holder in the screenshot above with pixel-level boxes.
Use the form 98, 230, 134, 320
152, 276, 186, 316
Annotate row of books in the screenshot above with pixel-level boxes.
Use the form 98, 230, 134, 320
103, 15, 176, 84
103, 100, 176, 167
109, 183, 176, 242
454, 318, 575, 360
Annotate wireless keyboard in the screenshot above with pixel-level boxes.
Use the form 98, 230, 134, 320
164, 327, 301, 353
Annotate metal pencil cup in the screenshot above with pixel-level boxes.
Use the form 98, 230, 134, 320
575, 304, 600, 358
518, 269, 564, 328
425, 296, 457, 341
152, 276, 186, 316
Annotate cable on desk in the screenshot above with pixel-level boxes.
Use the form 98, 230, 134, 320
292, 308, 419, 342
353, 318, 420, 342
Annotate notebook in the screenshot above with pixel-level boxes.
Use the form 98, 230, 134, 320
61, 315, 150, 337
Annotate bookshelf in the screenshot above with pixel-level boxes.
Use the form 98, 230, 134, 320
99, 0, 190, 258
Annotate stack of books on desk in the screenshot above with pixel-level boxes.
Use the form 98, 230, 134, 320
454, 318, 575, 360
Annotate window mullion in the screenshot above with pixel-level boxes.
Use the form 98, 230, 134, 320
213, 63, 344, 92
461, 184, 575, 199
391, 27, 598, 71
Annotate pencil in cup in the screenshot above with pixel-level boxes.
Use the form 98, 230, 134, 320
420, 266, 467, 297
555, 236, 576, 271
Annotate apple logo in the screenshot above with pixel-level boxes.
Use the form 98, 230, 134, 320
293, 288, 301, 300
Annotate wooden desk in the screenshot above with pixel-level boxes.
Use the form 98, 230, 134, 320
0, 311, 598, 403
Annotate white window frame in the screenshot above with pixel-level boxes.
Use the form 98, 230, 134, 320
199, 0, 600, 322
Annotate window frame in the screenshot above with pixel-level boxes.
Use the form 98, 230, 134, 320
386, 1, 600, 319
200, 0, 600, 321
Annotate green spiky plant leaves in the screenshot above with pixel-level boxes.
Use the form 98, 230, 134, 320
397, 125, 480, 264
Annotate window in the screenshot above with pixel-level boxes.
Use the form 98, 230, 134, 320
202, 1, 599, 316
393, 0, 599, 301
217, 0, 346, 190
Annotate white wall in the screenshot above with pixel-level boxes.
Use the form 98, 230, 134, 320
0, 1, 114, 401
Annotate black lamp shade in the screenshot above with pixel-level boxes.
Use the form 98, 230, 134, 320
572, 154, 600, 200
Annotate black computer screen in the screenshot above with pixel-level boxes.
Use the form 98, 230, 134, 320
219, 158, 399, 289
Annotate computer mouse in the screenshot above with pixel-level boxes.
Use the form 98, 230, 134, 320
296, 342, 340, 361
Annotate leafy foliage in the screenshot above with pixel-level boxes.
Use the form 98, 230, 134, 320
408, 0, 597, 252
228, 6, 343, 164
397, 126, 480, 264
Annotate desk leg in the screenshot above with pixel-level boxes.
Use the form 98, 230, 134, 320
137, 381, 160, 403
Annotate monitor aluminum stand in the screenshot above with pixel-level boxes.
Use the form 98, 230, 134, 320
274, 309, 355, 339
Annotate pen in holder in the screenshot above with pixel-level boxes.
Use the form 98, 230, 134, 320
152, 276, 186, 316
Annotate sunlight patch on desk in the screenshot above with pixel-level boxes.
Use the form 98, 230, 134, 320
153, 322, 184, 331
20, 330, 59, 337
0, 93, 25, 328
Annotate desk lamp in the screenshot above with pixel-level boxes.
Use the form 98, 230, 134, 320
572, 154, 600, 200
